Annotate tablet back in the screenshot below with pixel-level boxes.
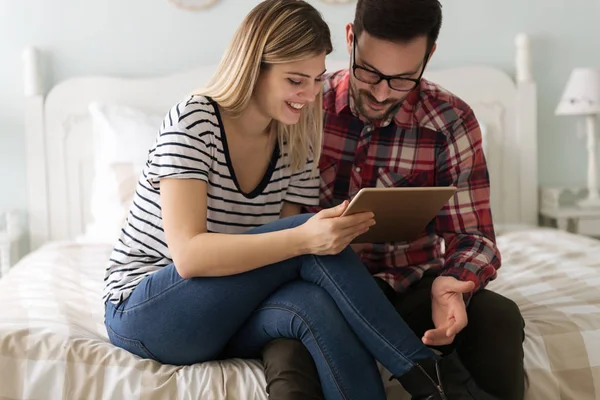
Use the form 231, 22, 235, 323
342, 187, 457, 243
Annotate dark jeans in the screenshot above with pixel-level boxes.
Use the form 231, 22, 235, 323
262, 274, 526, 400
104, 214, 438, 400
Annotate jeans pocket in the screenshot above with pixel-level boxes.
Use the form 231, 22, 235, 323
106, 325, 159, 362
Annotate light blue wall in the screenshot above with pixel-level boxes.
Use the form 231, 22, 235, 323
1, 0, 599, 212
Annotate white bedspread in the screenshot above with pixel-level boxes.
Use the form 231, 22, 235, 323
489, 228, 600, 400
0, 228, 599, 399
0, 242, 270, 400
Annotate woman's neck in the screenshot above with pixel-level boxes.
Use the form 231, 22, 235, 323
223, 99, 273, 138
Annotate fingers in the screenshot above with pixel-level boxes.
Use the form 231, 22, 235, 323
342, 216, 375, 234
451, 280, 475, 294
447, 311, 468, 337
337, 212, 375, 230
422, 327, 456, 346
339, 226, 369, 248
318, 200, 349, 219
317, 207, 375, 254
331, 221, 372, 251
338, 214, 375, 246
446, 325, 461, 338
460, 280, 476, 293
424, 311, 468, 345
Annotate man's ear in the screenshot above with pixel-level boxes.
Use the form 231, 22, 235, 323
427, 43, 438, 63
345, 23, 354, 56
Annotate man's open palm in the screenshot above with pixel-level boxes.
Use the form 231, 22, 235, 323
422, 276, 475, 346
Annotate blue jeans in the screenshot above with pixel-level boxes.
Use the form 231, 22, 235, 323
104, 214, 437, 400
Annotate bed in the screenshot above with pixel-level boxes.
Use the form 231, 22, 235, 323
1, 33, 598, 399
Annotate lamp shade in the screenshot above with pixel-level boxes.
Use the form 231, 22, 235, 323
555, 67, 600, 115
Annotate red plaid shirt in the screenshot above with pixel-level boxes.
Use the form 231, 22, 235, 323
308, 70, 501, 299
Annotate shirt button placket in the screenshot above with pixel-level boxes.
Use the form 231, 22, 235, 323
353, 124, 373, 188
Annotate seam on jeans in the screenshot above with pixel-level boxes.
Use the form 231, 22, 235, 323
309, 254, 418, 369
257, 304, 350, 400
116, 277, 187, 314
105, 324, 160, 362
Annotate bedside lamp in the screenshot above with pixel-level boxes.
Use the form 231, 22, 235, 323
555, 67, 600, 208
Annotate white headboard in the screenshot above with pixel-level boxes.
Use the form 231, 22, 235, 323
22, 33, 537, 251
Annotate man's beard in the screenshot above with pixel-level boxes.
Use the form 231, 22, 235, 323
350, 80, 405, 122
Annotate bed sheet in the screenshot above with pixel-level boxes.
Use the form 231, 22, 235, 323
0, 242, 271, 400
490, 228, 600, 400
1, 228, 599, 399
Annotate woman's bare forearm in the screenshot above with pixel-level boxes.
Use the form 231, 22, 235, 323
175, 228, 310, 278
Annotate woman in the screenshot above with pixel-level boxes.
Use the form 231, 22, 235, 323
103, 1, 476, 399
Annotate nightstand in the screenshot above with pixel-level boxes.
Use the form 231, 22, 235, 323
539, 187, 600, 237
0, 211, 25, 278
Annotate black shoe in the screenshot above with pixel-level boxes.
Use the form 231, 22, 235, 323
437, 351, 500, 400
393, 356, 446, 400
394, 351, 501, 400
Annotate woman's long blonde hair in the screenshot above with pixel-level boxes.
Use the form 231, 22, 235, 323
197, 0, 332, 172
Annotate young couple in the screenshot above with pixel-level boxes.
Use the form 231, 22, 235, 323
103, 0, 526, 399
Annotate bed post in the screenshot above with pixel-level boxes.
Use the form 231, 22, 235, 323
22, 47, 50, 250
514, 33, 538, 227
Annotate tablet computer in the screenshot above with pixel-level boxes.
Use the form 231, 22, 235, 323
341, 186, 457, 243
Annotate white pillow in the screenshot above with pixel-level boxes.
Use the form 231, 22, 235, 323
89, 102, 162, 171
84, 102, 163, 243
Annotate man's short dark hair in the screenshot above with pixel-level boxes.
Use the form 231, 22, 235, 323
354, 0, 442, 51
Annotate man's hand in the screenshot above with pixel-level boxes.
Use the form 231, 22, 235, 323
422, 276, 475, 346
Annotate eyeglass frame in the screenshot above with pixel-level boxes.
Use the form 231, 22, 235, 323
351, 34, 431, 92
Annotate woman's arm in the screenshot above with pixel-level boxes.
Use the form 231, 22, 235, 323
161, 179, 373, 279
161, 179, 304, 278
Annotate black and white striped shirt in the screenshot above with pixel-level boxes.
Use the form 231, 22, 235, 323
103, 95, 320, 305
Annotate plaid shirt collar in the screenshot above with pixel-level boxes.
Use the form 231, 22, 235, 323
333, 69, 421, 129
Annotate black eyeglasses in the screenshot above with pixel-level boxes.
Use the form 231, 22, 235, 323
351, 36, 429, 92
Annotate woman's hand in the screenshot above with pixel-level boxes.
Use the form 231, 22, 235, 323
295, 201, 375, 256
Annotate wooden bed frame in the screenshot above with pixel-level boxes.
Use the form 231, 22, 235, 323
21, 33, 537, 251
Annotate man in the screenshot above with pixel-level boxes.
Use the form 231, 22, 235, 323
260, 0, 526, 399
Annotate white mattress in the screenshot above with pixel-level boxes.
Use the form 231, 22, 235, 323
0, 242, 271, 400
0, 228, 599, 399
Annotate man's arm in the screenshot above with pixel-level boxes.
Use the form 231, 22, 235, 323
435, 108, 501, 303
